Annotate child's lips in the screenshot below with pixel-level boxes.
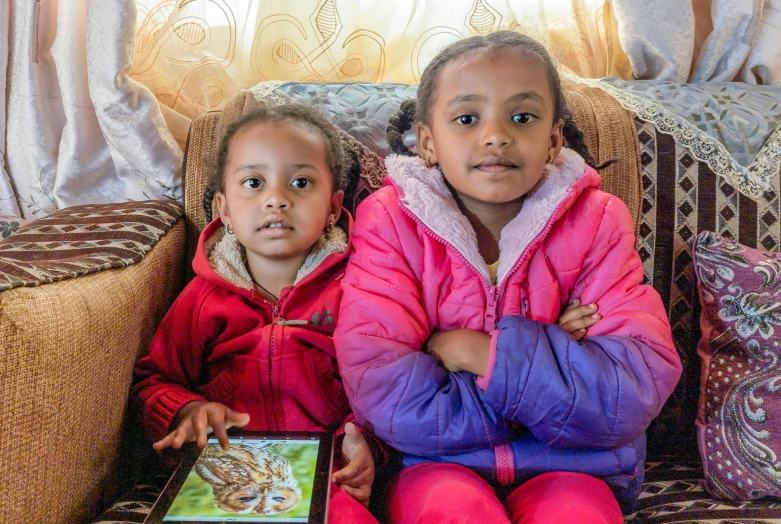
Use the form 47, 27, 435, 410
257, 217, 294, 238
476, 164, 516, 173
258, 225, 294, 238
475, 156, 517, 173
259, 215, 293, 229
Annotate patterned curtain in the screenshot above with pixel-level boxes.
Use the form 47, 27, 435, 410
132, 0, 780, 148
0, 2, 19, 217
132, 0, 631, 146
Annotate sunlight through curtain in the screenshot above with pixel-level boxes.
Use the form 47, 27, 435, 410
132, 0, 631, 145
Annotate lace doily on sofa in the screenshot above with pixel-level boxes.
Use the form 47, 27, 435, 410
567, 73, 781, 199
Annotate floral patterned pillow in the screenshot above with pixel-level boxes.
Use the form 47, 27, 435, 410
693, 231, 781, 500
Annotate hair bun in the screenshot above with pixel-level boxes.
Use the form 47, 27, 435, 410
386, 99, 417, 156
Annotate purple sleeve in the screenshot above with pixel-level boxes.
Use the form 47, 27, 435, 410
480, 315, 680, 449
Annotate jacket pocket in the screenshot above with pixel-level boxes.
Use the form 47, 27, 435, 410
307, 349, 351, 420
276, 348, 351, 429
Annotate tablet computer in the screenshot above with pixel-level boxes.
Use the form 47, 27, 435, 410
146, 432, 334, 524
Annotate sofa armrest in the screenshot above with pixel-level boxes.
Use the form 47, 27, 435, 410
0, 202, 185, 523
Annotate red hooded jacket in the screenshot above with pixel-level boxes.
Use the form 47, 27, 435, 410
133, 213, 355, 443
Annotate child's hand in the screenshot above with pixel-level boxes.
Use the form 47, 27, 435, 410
153, 401, 250, 452
558, 298, 601, 341
427, 329, 491, 375
332, 423, 374, 508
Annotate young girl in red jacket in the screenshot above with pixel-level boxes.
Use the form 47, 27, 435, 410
334, 31, 682, 523
132, 104, 380, 522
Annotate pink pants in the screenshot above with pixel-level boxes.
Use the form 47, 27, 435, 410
387, 463, 624, 524
328, 482, 379, 523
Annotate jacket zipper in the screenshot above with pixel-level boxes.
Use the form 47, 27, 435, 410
399, 191, 575, 485
485, 285, 499, 331
251, 291, 287, 429
267, 323, 279, 428
398, 203, 499, 329
269, 297, 288, 429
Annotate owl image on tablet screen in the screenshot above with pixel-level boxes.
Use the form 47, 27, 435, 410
195, 442, 303, 514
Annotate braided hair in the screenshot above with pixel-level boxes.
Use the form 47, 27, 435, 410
203, 103, 354, 222
385, 31, 612, 170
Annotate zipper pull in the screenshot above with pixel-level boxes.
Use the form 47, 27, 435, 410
485, 286, 499, 331
272, 303, 280, 323
521, 298, 530, 318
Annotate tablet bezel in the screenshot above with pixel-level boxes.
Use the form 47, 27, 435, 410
145, 431, 334, 524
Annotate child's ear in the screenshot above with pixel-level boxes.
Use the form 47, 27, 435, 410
329, 190, 344, 225
416, 123, 438, 165
214, 191, 230, 228
548, 119, 564, 160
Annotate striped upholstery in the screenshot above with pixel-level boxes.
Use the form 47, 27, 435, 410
0, 201, 183, 292
635, 117, 781, 460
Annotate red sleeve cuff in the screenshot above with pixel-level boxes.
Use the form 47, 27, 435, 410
145, 388, 207, 443
476, 330, 499, 390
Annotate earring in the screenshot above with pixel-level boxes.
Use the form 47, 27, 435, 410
324, 220, 334, 233
546, 153, 554, 164
424, 157, 434, 169
225, 224, 234, 235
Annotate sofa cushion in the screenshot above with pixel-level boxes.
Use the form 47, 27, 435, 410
0, 201, 183, 292
692, 231, 781, 500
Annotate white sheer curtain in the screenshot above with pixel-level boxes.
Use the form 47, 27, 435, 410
5, 0, 181, 220
0, 2, 19, 217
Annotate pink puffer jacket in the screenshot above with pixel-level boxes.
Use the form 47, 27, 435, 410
333, 148, 682, 510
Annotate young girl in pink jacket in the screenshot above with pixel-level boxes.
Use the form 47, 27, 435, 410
333, 31, 682, 523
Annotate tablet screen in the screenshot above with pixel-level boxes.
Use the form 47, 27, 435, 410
154, 434, 330, 523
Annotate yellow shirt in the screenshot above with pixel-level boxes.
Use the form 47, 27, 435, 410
487, 260, 499, 286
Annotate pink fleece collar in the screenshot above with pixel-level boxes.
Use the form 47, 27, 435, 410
385, 148, 597, 285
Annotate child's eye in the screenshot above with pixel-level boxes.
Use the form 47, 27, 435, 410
512, 113, 535, 124
455, 115, 476, 125
291, 178, 311, 189
242, 177, 262, 189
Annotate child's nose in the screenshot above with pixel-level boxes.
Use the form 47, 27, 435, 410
481, 119, 513, 148
262, 185, 290, 209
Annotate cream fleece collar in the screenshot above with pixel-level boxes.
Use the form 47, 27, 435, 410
204, 225, 348, 291
385, 148, 587, 285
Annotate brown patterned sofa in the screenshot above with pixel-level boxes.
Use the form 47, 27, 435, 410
1, 82, 779, 524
